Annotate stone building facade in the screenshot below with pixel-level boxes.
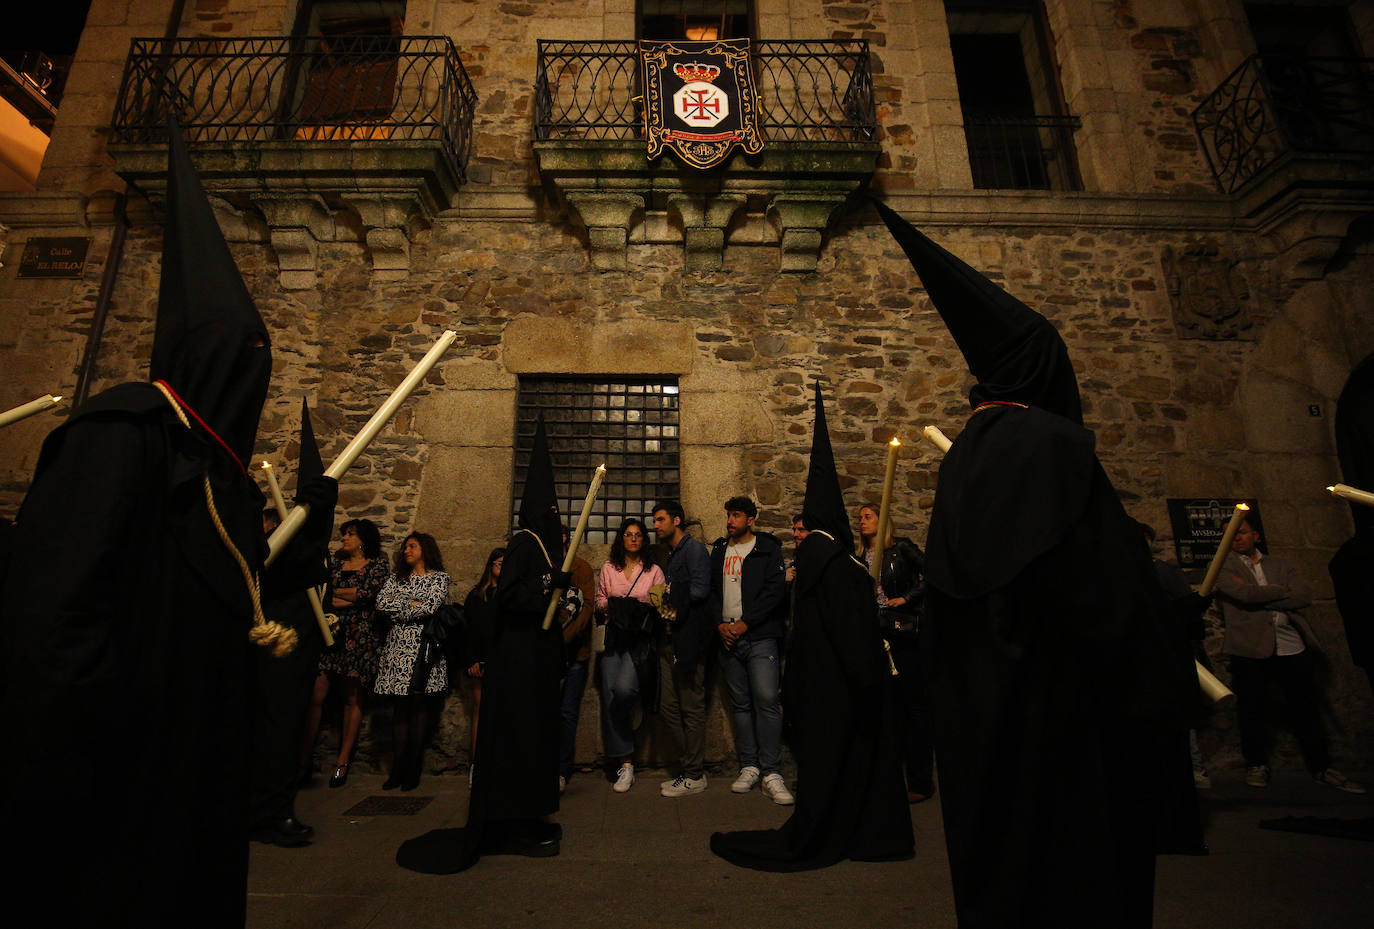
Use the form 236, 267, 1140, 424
2, 0, 1372, 775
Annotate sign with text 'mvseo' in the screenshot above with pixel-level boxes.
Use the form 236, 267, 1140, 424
1166, 497, 1264, 568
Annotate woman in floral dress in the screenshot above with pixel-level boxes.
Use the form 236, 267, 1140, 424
300, 518, 389, 788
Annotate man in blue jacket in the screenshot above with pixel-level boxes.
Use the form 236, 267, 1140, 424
712, 495, 792, 804
653, 500, 714, 797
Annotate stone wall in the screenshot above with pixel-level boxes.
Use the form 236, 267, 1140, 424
3, 0, 1373, 774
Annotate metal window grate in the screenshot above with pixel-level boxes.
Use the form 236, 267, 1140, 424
513, 377, 681, 545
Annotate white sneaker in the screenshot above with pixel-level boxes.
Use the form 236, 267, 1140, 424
731, 765, 761, 793
762, 772, 795, 806
660, 774, 707, 797
613, 763, 635, 793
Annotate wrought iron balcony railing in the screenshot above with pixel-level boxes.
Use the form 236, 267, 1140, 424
961, 113, 1082, 191
1193, 54, 1374, 195
109, 35, 478, 182
533, 40, 876, 144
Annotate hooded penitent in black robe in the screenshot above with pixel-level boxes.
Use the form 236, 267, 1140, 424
397, 415, 567, 873
710, 385, 914, 871
875, 200, 1199, 929
250, 399, 337, 838
0, 121, 277, 928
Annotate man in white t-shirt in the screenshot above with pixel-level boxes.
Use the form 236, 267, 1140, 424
710, 495, 791, 804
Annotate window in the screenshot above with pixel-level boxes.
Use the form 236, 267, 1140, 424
946, 0, 1080, 190
513, 378, 682, 545
638, 0, 752, 42
282, 0, 406, 139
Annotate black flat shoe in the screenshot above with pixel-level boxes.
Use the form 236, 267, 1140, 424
382, 772, 402, 790
328, 762, 349, 788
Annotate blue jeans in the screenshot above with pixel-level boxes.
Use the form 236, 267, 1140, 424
599, 649, 639, 759
719, 637, 782, 774
559, 660, 588, 778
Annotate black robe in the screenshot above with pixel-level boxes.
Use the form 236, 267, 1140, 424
924, 405, 1199, 929
396, 528, 565, 873
709, 532, 914, 871
0, 383, 266, 928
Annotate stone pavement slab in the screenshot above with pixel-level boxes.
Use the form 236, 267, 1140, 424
250, 766, 1372, 929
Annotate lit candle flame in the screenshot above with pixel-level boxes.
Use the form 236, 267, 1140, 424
889, 437, 901, 447
261, 460, 271, 470
1237, 502, 1249, 510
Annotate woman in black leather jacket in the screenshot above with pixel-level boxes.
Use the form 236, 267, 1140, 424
857, 504, 934, 803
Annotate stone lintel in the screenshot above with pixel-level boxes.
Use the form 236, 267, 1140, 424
564, 191, 644, 271
667, 193, 746, 270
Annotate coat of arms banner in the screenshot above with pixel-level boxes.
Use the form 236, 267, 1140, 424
640, 39, 764, 168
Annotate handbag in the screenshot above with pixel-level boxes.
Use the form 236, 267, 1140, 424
603, 566, 657, 651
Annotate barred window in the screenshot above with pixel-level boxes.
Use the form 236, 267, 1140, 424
513, 377, 682, 545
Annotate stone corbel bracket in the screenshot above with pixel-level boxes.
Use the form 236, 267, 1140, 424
667, 193, 746, 271
767, 194, 847, 273
564, 191, 645, 271
340, 192, 430, 282
250, 194, 334, 290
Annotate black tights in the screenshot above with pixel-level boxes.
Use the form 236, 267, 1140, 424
390, 694, 439, 782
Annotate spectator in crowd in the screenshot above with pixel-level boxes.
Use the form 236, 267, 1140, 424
373, 532, 451, 792
463, 546, 504, 771
653, 500, 714, 798
595, 518, 665, 793
1216, 519, 1365, 793
301, 518, 389, 788
857, 503, 932, 803
712, 495, 791, 805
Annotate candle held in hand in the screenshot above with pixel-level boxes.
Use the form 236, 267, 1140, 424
1197, 502, 1250, 598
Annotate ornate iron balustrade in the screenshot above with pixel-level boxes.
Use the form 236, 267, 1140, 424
534, 39, 875, 143
109, 35, 478, 182
1193, 54, 1374, 195
961, 113, 1082, 191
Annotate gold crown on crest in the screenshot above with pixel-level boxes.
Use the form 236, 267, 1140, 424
673, 61, 721, 83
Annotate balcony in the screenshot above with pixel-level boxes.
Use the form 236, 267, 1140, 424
107, 36, 478, 285
1193, 54, 1374, 277
531, 40, 881, 271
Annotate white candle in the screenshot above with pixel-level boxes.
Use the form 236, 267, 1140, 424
922, 424, 953, 453
261, 461, 335, 647
1328, 483, 1374, 508
1196, 662, 1233, 703
0, 394, 63, 428
544, 463, 608, 630
266, 329, 457, 565
872, 437, 900, 583
1197, 503, 1249, 597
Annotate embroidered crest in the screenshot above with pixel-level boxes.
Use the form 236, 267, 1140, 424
641, 38, 763, 168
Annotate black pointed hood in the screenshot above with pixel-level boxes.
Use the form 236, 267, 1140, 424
801, 382, 855, 554
518, 414, 564, 565
150, 117, 271, 464
296, 397, 324, 489
872, 198, 1082, 424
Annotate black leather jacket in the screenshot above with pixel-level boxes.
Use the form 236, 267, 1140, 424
876, 536, 925, 637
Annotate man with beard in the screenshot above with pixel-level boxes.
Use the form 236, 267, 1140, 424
397, 415, 570, 872
710, 384, 913, 870
1, 121, 294, 927
875, 200, 1199, 929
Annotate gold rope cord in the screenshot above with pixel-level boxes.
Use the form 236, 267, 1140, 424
153, 382, 297, 656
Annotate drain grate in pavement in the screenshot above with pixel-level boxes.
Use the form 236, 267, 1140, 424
344, 796, 434, 816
